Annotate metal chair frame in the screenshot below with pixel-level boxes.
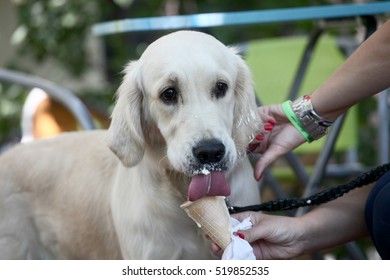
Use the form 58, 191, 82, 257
0, 68, 95, 131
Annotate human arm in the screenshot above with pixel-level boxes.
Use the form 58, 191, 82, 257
311, 19, 390, 121
253, 19, 390, 179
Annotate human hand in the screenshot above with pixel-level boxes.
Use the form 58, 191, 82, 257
211, 211, 305, 260
248, 104, 306, 180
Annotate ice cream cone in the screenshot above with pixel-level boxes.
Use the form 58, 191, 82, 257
181, 196, 231, 250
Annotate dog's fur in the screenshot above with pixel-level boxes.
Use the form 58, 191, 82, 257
0, 31, 261, 259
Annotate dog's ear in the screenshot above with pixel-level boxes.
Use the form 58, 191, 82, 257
107, 61, 145, 167
233, 56, 262, 154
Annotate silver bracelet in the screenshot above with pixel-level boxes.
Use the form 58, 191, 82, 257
291, 95, 333, 140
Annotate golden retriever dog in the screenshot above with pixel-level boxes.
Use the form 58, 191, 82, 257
0, 31, 261, 259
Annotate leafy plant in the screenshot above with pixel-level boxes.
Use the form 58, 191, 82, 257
13, 0, 99, 76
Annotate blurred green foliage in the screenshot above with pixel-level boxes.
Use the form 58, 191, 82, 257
11, 0, 330, 79
14, 0, 98, 76
0, 83, 27, 147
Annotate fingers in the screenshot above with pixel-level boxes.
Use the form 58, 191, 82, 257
231, 212, 265, 244
259, 112, 276, 127
232, 211, 257, 222
210, 242, 223, 258
209, 212, 261, 257
247, 118, 275, 154
249, 107, 286, 179
254, 150, 278, 180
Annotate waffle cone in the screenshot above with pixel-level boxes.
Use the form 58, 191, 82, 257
181, 196, 231, 250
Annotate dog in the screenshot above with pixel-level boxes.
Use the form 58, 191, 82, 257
0, 30, 261, 259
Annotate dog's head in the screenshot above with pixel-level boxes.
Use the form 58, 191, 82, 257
107, 31, 261, 199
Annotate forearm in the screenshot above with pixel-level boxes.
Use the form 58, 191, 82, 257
311, 20, 390, 121
299, 185, 371, 254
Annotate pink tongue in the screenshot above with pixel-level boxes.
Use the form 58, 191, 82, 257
188, 171, 231, 201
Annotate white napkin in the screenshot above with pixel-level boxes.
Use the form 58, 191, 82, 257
222, 217, 256, 260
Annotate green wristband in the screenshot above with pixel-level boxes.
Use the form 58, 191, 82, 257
282, 100, 313, 143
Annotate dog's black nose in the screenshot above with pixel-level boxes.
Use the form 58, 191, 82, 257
193, 139, 226, 164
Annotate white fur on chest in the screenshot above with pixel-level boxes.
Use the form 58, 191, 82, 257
110, 165, 214, 259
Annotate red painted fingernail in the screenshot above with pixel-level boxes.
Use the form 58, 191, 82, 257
255, 134, 264, 141
236, 232, 245, 240
268, 119, 276, 126
247, 143, 259, 152
264, 123, 273, 131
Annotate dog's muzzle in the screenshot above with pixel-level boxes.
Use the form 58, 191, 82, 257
188, 139, 231, 201
192, 139, 226, 168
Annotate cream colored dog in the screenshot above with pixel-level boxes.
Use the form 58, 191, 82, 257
0, 31, 261, 259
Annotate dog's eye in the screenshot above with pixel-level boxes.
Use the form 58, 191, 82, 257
160, 87, 178, 105
214, 82, 228, 99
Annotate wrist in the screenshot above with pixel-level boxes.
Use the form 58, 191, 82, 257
309, 97, 339, 123
297, 217, 318, 256
282, 95, 333, 143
